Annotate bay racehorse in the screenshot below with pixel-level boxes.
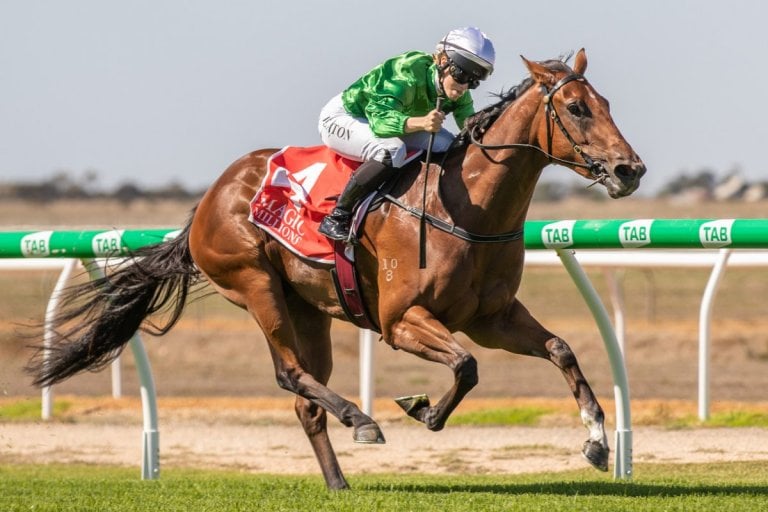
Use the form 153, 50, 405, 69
28, 49, 645, 489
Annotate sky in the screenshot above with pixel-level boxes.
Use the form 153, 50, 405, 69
2, 0, 767, 196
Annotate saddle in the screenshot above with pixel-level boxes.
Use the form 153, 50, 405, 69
248, 146, 422, 332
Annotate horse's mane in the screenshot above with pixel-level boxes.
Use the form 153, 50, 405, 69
460, 56, 573, 144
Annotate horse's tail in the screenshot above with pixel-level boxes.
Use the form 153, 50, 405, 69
26, 211, 202, 388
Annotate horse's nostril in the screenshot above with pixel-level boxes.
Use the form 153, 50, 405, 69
614, 164, 645, 181
614, 165, 632, 180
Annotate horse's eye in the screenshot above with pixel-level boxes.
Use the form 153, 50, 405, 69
567, 103, 582, 117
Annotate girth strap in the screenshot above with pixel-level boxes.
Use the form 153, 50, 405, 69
329, 193, 380, 332
330, 241, 380, 332
383, 193, 524, 244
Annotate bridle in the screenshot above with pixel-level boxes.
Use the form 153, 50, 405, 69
383, 73, 610, 245
468, 73, 609, 186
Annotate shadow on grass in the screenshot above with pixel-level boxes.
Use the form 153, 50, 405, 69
362, 481, 768, 498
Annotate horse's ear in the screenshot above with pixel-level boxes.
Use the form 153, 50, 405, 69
521, 55, 555, 86
573, 48, 588, 75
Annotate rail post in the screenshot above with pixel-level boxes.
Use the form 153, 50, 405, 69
557, 249, 633, 480
83, 258, 160, 479
698, 248, 732, 420
41, 259, 79, 420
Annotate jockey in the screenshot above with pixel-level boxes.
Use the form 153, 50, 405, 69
317, 26, 496, 241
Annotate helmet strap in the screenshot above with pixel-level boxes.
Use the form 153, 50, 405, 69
434, 52, 450, 98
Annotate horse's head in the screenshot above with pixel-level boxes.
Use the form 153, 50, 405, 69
522, 49, 646, 198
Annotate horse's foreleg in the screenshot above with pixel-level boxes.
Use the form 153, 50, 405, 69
465, 299, 609, 471
544, 335, 609, 471
389, 305, 478, 431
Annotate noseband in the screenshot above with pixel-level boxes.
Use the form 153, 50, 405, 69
469, 73, 608, 184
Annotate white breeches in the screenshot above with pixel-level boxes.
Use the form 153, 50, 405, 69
318, 94, 455, 168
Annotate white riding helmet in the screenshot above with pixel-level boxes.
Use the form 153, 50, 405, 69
436, 26, 495, 81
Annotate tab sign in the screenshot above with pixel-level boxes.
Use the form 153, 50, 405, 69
20, 231, 53, 257
699, 220, 734, 248
541, 220, 576, 249
92, 230, 126, 257
619, 219, 653, 248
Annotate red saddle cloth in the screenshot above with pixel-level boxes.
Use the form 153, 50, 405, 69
248, 146, 362, 263
250, 145, 420, 332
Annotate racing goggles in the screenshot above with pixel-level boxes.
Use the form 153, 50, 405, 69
448, 63, 483, 89
445, 50, 491, 89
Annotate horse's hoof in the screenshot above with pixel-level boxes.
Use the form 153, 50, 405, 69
582, 439, 609, 472
394, 394, 430, 416
353, 423, 386, 444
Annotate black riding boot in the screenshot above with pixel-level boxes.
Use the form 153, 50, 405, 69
318, 160, 393, 241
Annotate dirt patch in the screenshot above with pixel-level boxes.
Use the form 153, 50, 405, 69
2, 397, 767, 477
6, 423, 768, 477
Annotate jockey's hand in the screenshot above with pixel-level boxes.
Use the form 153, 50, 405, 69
405, 110, 445, 134
421, 109, 446, 133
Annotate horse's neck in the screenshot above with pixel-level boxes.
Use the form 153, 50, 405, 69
444, 88, 546, 234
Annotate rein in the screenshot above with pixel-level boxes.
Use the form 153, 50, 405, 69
468, 73, 609, 185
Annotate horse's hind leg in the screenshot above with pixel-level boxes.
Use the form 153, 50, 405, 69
465, 299, 609, 472
237, 265, 384, 442
288, 294, 348, 490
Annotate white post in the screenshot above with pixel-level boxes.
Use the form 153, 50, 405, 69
698, 248, 731, 421
603, 269, 626, 355
42, 259, 80, 420
359, 329, 375, 417
557, 249, 633, 480
111, 358, 122, 399
83, 258, 160, 479
129, 332, 160, 479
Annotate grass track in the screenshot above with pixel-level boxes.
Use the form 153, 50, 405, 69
1, 462, 767, 511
